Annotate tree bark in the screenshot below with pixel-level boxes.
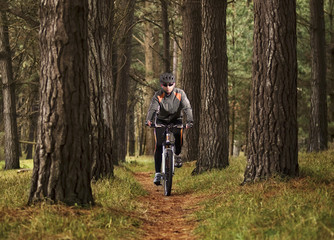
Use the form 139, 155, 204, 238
25, 109, 38, 160
192, 0, 229, 174
172, 39, 179, 80
139, 102, 146, 156
0, 6, 20, 170
309, 0, 328, 151
144, 3, 155, 155
243, 0, 299, 183
128, 96, 136, 156
329, 0, 334, 141
88, 0, 114, 180
161, 0, 170, 73
113, 0, 136, 163
229, 2, 236, 157
181, 0, 201, 162
29, 0, 93, 206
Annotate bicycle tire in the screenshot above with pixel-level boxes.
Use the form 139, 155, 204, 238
163, 149, 173, 196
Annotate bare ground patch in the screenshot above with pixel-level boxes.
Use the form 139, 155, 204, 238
133, 171, 203, 240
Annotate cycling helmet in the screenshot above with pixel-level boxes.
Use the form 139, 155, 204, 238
159, 72, 175, 84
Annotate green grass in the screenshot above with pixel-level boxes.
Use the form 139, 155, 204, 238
0, 158, 148, 240
173, 150, 334, 240
0, 150, 333, 239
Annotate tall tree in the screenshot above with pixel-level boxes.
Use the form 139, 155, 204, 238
309, 0, 328, 151
113, 0, 136, 163
192, 0, 229, 174
243, 0, 299, 183
161, 0, 170, 72
29, 0, 93, 205
329, 0, 334, 141
181, 0, 201, 162
88, 0, 114, 180
143, 1, 156, 156
25, 89, 39, 160
128, 101, 136, 156
229, 2, 237, 156
127, 81, 138, 157
0, 4, 20, 170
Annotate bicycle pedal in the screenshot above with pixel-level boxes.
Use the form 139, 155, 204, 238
154, 181, 161, 186
175, 163, 182, 168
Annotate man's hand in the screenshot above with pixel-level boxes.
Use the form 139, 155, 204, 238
186, 123, 193, 129
146, 120, 152, 127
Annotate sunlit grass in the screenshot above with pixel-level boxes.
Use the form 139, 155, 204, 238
173, 149, 334, 240
0, 159, 33, 170
0, 149, 333, 239
0, 158, 148, 240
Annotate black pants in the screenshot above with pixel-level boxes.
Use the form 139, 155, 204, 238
154, 127, 183, 173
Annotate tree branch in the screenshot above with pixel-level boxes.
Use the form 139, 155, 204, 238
7, 8, 39, 29
129, 73, 159, 92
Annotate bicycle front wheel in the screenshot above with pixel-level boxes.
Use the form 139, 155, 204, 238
163, 149, 173, 196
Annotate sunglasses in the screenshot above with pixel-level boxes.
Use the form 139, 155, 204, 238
162, 83, 175, 87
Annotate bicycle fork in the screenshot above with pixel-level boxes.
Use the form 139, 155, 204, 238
161, 145, 175, 175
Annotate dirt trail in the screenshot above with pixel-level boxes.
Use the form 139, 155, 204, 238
133, 171, 202, 240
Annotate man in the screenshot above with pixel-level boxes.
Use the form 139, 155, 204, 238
146, 73, 193, 185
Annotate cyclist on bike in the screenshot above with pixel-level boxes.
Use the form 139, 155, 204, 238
146, 72, 193, 185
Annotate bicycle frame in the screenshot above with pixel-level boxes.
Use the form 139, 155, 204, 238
151, 122, 184, 196
161, 126, 175, 176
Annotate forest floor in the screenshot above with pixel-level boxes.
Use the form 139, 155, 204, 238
133, 171, 203, 240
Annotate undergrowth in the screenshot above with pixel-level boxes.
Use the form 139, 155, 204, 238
174, 149, 334, 240
0, 150, 333, 239
0, 159, 147, 240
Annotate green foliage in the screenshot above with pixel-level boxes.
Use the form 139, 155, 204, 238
227, 2, 253, 145
296, 0, 312, 142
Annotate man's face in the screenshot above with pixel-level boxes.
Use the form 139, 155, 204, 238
161, 82, 175, 94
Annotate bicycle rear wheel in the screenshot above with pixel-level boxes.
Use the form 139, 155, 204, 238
163, 149, 173, 196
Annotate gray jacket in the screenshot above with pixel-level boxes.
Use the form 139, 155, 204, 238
146, 88, 193, 124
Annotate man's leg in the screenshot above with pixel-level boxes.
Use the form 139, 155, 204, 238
154, 127, 165, 184
173, 128, 183, 167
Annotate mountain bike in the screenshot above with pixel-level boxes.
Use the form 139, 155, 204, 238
151, 123, 184, 196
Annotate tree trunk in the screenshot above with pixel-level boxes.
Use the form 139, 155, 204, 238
192, 0, 229, 174
243, 0, 299, 183
0, 6, 20, 170
230, 95, 236, 157
161, 0, 170, 73
172, 39, 179, 79
229, 3, 236, 157
181, 0, 201, 162
139, 103, 146, 155
309, 0, 328, 151
113, 0, 136, 163
24, 77, 39, 160
29, 0, 93, 206
153, 27, 161, 78
128, 99, 136, 156
25, 110, 37, 160
144, 4, 155, 155
327, 0, 334, 142
88, 0, 114, 180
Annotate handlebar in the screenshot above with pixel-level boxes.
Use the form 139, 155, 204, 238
146, 111, 193, 129
146, 122, 193, 129
146, 123, 184, 129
